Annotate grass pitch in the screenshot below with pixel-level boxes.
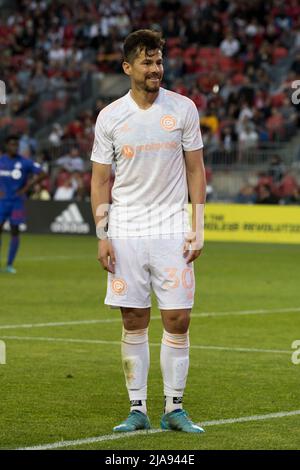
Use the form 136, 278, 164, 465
0, 234, 300, 450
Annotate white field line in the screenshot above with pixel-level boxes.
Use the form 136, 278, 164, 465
18, 255, 92, 262
0, 319, 114, 330
17, 409, 300, 450
0, 335, 291, 355
0, 307, 299, 331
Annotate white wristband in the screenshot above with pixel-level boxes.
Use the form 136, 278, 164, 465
96, 203, 110, 240
96, 223, 108, 240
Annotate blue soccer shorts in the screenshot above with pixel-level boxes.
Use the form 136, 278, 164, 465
0, 199, 26, 226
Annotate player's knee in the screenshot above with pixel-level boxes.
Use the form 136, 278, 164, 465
164, 311, 190, 334
121, 308, 150, 330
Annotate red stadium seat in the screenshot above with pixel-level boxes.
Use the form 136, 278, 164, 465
39, 100, 66, 120
232, 73, 246, 86
270, 93, 285, 107
218, 56, 235, 72
10, 118, 29, 134
198, 47, 220, 58
166, 38, 181, 49
55, 169, 71, 187
272, 47, 288, 64
183, 46, 198, 58
168, 47, 183, 58
0, 117, 13, 129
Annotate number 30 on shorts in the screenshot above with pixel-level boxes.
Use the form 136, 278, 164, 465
163, 268, 194, 290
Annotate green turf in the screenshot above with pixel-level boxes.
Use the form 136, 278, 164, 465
0, 234, 300, 449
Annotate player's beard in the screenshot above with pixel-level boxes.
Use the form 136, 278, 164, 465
143, 74, 162, 93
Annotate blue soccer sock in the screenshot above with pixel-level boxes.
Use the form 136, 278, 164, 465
7, 235, 20, 267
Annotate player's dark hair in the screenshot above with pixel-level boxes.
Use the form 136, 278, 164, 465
6, 134, 19, 143
123, 29, 165, 63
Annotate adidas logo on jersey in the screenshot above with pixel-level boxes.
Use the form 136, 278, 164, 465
51, 203, 90, 234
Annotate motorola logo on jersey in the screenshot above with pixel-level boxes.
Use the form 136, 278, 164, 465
121, 145, 135, 159
121, 141, 178, 160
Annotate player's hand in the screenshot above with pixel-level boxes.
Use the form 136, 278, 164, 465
183, 233, 203, 264
98, 239, 116, 273
16, 187, 27, 196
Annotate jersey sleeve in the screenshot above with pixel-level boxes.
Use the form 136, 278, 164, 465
90, 112, 114, 165
27, 160, 42, 175
182, 101, 203, 151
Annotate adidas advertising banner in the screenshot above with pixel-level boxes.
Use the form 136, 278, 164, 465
23, 201, 93, 235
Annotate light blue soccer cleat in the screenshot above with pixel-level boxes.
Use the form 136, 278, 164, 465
3, 265, 17, 274
113, 410, 151, 433
160, 409, 205, 433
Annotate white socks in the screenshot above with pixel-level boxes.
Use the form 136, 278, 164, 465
160, 329, 190, 414
121, 327, 149, 415
121, 327, 190, 415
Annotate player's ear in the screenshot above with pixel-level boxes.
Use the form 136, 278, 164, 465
122, 61, 132, 77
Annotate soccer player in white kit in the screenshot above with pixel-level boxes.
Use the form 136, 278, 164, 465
91, 30, 206, 433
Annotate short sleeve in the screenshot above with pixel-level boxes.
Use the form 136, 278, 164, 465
182, 101, 203, 151
90, 113, 114, 164
28, 160, 42, 175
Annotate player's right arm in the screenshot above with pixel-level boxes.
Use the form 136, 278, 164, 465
91, 161, 116, 273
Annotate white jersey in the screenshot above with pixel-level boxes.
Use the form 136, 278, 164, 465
91, 87, 203, 238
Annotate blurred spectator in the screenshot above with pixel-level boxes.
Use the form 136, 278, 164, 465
19, 131, 37, 157
284, 187, 300, 205
49, 123, 64, 147
30, 183, 51, 201
266, 108, 284, 140
268, 155, 286, 183
280, 96, 298, 137
290, 52, 300, 75
238, 123, 259, 155
31, 62, 48, 95
256, 185, 279, 204
278, 172, 299, 200
200, 108, 219, 135
53, 175, 78, 201
235, 184, 257, 204
201, 125, 219, 154
220, 32, 240, 57
56, 147, 85, 172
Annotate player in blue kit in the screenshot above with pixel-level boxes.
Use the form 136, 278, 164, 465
0, 135, 46, 273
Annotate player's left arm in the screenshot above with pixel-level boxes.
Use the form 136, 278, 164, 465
17, 163, 47, 196
184, 148, 206, 263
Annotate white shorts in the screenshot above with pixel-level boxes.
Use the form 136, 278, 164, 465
105, 237, 195, 310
